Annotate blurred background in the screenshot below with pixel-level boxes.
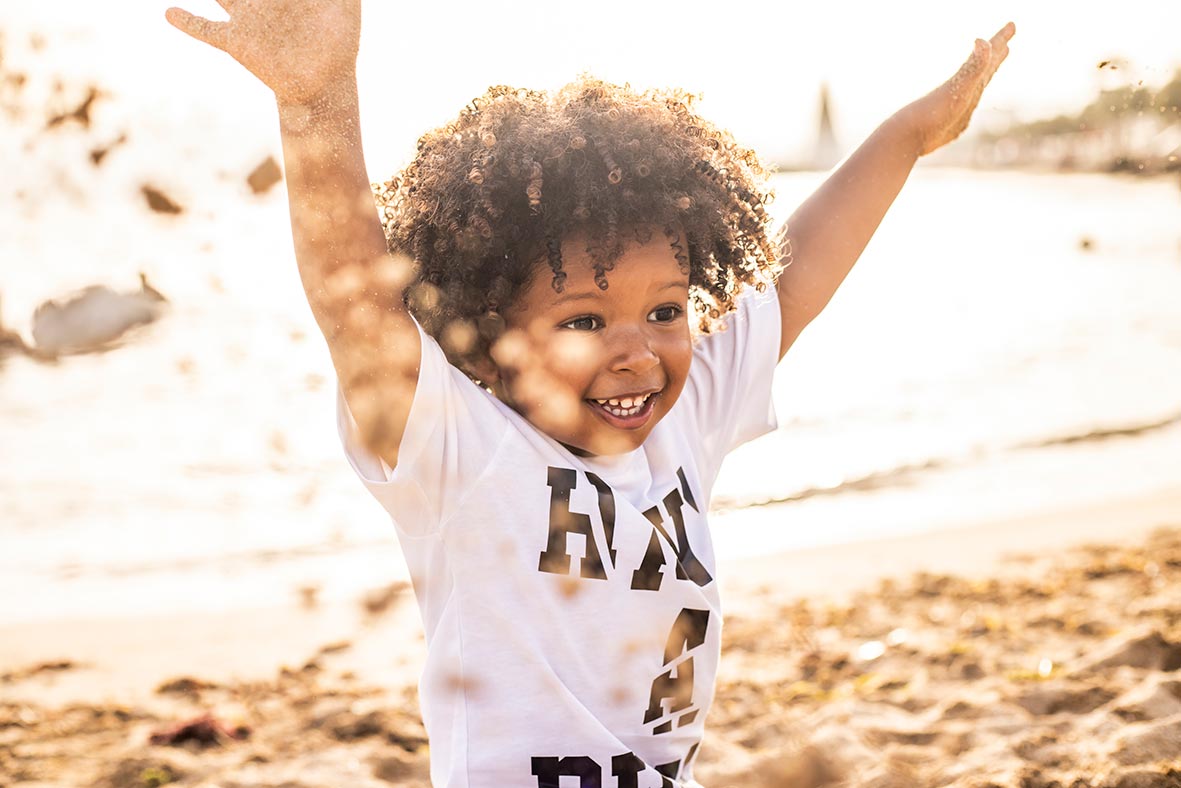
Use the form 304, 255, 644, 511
1, 0, 1179, 628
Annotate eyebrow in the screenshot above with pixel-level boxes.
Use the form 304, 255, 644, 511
549, 279, 687, 308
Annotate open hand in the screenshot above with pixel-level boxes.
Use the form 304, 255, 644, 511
901, 22, 1015, 156
165, 0, 361, 106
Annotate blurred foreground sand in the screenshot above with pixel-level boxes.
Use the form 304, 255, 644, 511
2, 486, 1180, 787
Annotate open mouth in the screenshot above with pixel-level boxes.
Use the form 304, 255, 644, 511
586, 391, 659, 428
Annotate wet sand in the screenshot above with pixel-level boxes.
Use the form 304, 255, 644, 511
3, 487, 1180, 787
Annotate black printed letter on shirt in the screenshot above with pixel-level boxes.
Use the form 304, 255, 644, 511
645, 608, 710, 734
662, 486, 712, 587
610, 752, 645, 788
630, 468, 711, 591
538, 467, 608, 579
531, 755, 601, 788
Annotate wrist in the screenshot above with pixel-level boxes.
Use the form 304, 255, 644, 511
881, 105, 928, 160
276, 73, 360, 132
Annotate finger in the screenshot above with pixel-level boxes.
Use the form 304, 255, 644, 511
164, 7, 230, 51
981, 26, 1015, 89
991, 21, 1016, 47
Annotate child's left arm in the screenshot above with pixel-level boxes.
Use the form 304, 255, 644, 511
773, 22, 1015, 358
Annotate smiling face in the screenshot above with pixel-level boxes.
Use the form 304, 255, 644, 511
488, 229, 692, 456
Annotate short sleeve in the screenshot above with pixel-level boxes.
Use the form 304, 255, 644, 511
336, 316, 510, 536
678, 283, 781, 470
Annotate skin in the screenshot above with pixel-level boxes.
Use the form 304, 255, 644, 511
164, 1, 1015, 463
475, 231, 692, 457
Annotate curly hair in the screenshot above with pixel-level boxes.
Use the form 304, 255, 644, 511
373, 74, 782, 376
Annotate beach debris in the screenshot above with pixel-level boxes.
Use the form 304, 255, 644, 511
31, 272, 168, 356
0, 659, 76, 683
95, 759, 184, 788
138, 766, 176, 788
854, 640, 886, 662
45, 84, 100, 130
297, 583, 320, 609
90, 131, 127, 166
316, 639, 352, 656
247, 155, 283, 194
142, 184, 184, 214
148, 712, 250, 747
372, 753, 417, 783
155, 676, 220, 695
311, 706, 427, 751
362, 580, 408, 617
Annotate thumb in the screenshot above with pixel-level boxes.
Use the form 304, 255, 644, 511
165, 7, 229, 52
960, 38, 991, 80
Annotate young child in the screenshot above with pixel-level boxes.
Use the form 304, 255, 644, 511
166, 3, 1013, 784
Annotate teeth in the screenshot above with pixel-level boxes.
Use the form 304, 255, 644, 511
591, 393, 652, 418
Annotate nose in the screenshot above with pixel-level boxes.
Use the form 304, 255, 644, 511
607, 326, 659, 374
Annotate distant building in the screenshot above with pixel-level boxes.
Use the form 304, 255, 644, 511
810, 83, 841, 171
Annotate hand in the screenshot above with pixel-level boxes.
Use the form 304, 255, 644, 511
898, 22, 1015, 157
164, 0, 361, 107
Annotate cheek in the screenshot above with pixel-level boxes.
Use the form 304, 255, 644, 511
659, 335, 693, 384
547, 333, 602, 387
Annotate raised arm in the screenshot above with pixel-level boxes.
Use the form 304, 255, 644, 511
773, 22, 1015, 359
166, 0, 420, 466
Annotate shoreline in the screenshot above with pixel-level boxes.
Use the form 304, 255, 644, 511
721, 481, 1181, 603
3, 483, 1178, 711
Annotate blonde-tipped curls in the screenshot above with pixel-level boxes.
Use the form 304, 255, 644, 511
376, 75, 780, 379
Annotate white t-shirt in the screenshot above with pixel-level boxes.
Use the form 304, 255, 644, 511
337, 285, 781, 788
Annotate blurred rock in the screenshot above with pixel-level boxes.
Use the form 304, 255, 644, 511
45, 84, 99, 130
31, 272, 167, 356
90, 132, 127, 166
247, 155, 283, 194
155, 676, 220, 695
362, 581, 408, 617
142, 185, 183, 215
1110, 716, 1181, 765
1013, 683, 1116, 716
1077, 630, 1181, 674
1111, 679, 1181, 722
148, 712, 250, 747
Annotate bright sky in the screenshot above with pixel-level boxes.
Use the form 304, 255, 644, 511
6, 0, 1181, 174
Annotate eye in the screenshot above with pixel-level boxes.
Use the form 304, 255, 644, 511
648, 305, 684, 323
560, 315, 602, 331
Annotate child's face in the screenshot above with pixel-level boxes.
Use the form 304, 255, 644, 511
491, 229, 692, 456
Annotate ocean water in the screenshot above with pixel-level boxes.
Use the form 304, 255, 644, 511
2, 32, 1180, 625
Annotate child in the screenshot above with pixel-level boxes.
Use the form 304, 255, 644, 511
165, 3, 1013, 785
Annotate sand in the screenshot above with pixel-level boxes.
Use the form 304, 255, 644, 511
2, 487, 1180, 787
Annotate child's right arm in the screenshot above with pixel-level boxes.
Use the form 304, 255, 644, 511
166, 0, 420, 467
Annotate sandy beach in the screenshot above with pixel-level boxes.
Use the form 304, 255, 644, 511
3, 485, 1180, 787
